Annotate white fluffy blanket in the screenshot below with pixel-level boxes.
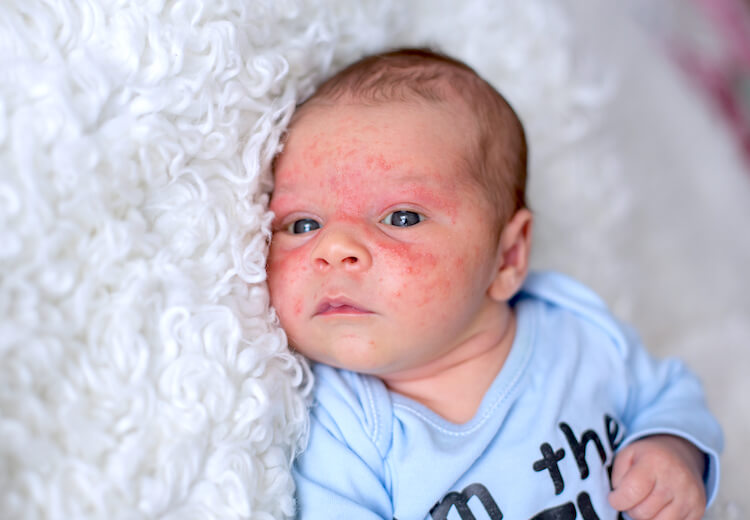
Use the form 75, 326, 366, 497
1, 1, 748, 518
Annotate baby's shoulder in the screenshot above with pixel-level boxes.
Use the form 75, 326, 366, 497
516, 271, 639, 358
517, 271, 608, 312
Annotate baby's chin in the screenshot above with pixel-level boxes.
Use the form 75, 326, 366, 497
295, 347, 396, 376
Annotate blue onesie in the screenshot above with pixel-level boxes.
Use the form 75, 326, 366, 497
293, 271, 723, 519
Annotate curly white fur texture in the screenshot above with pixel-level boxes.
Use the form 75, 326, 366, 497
0, 1, 401, 517
1, 1, 748, 518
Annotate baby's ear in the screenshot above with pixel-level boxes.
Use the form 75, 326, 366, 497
488, 209, 533, 302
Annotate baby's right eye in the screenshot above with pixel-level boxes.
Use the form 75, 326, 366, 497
287, 218, 321, 234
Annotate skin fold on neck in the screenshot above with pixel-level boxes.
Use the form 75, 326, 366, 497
381, 301, 517, 425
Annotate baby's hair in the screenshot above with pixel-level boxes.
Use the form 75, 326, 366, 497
297, 47, 528, 229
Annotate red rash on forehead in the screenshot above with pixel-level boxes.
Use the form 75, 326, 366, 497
274, 107, 469, 221
365, 153, 394, 172
302, 139, 322, 168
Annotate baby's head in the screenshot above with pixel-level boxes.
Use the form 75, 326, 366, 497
267, 48, 532, 379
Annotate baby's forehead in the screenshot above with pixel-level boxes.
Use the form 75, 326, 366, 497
276, 104, 490, 206
282, 100, 478, 167
288, 92, 479, 141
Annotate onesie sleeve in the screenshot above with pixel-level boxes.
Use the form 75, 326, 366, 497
616, 323, 724, 507
293, 365, 393, 519
520, 272, 724, 506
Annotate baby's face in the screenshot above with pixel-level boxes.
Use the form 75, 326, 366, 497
267, 101, 502, 379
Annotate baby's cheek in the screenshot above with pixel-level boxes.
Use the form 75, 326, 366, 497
411, 272, 456, 330
268, 249, 310, 310
416, 257, 455, 307
377, 242, 436, 271
269, 246, 306, 280
378, 244, 454, 310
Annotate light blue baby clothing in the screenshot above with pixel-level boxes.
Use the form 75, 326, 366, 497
294, 271, 723, 519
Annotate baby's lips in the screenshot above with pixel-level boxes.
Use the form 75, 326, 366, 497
314, 297, 373, 316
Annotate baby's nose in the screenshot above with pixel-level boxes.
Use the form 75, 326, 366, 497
310, 227, 373, 272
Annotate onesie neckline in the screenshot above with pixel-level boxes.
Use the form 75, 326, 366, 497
390, 299, 537, 436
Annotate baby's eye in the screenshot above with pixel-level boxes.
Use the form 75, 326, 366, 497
381, 210, 424, 227
287, 218, 321, 234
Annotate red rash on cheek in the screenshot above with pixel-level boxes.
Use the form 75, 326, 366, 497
379, 242, 438, 273
267, 248, 312, 329
417, 271, 453, 308
377, 240, 450, 308
268, 247, 311, 292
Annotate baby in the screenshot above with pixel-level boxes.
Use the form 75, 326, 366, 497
266, 48, 723, 519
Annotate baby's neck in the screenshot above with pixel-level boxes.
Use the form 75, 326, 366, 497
382, 304, 517, 425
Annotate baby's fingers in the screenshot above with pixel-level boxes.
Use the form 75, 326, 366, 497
619, 487, 673, 520
609, 436, 706, 519
608, 456, 658, 514
632, 499, 705, 520
609, 445, 635, 492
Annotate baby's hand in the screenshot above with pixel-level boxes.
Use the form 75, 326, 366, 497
608, 435, 706, 520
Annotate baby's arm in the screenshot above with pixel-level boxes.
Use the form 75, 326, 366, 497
604, 318, 722, 519
294, 366, 393, 519
609, 434, 707, 520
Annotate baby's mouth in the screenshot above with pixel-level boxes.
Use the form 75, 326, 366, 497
314, 298, 373, 316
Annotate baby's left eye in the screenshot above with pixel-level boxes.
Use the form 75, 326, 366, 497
381, 210, 424, 227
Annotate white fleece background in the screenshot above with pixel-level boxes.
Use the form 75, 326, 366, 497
1, 1, 747, 519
